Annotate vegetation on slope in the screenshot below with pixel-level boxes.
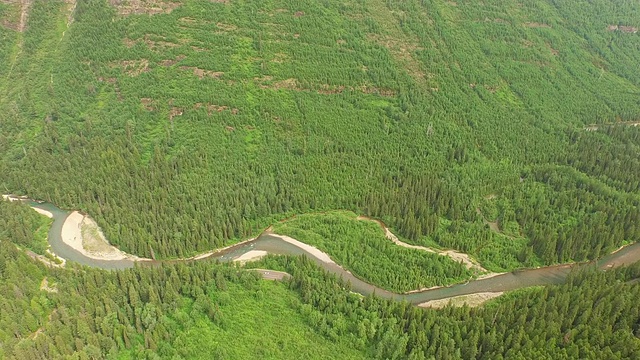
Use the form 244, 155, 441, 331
1, 0, 640, 359
0, 0, 639, 277
0, 199, 51, 255
2, 216, 640, 359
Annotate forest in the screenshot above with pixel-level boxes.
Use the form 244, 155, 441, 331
0, 0, 639, 358
1, 202, 640, 359
271, 211, 472, 292
1, 0, 639, 269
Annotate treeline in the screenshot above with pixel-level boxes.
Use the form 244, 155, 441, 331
1, 0, 639, 276
5, 243, 640, 359
0, 242, 54, 358
280, 255, 640, 359
561, 127, 640, 193
3, 215, 640, 360
0, 199, 50, 255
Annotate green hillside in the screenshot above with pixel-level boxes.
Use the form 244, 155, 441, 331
1, 0, 640, 357
2, 0, 640, 267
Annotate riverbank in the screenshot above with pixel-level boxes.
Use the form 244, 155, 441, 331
266, 233, 336, 264
60, 211, 149, 262
418, 292, 504, 308
8, 196, 640, 307
233, 250, 268, 264
357, 215, 492, 274
184, 236, 258, 261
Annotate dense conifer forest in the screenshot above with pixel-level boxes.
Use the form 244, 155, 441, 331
0, 0, 639, 358
2, 204, 640, 358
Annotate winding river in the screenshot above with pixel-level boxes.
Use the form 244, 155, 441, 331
25, 200, 640, 305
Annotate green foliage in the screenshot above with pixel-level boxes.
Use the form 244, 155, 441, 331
1, 1, 640, 357
286, 256, 640, 359
272, 211, 471, 292
0, 255, 365, 359
0, 200, 51, 255
1, 0, 639, 276
2, 209, 640, 359
0, 243, 53, 358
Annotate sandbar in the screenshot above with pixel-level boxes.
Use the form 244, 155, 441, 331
418, 292, 504, 308
61, 211, 142, 261
234, 250, 268, 263
268, 233, 335, 264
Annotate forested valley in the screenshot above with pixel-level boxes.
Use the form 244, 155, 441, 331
1, 0, 639, 358
2, 207, 640, 359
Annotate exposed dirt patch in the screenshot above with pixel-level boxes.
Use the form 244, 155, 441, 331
209, 0, 229, 3
524, 22, 551, 28
180, 66, 224, 79
109, 0, 182, 16
585, 120, 640, 131
484, 84, 498, 93
39, 277, 58, 293
190, 45, 207, 52
336, 39, 347, 45
178, 16, 212, 29
257, 77, 299, 91
486, 221, 500, 233
271, 78, 299, 90
521, 39, 534, 48
140, 98, 155, 111
317, 84, 347, 95
294, 11, 305, 17
179, 16, 197, 24
65, 0, 77, 27
124, 34, 182, 51
159, 54, 186, 67
169, 107, 183, 121
249, 268, 292, 281
367, 32, 428, 83
0, 0, 31, 32
17, 0, 30, 32
360, 85, 396, 97
194, 102, 239, 115
123, 37, 137, 48
255, 76, 395, 97
23, 248, 65, 268
216, 22, 237, 31
271, 52, 288, 63
111, 59, 150, 76
607, 25, 638, 33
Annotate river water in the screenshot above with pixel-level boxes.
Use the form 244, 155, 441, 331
28, 201, 640, 305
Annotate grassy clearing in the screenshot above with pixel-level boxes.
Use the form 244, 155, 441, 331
118, 282, 367, 359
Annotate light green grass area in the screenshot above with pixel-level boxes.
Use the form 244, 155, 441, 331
118, 282, 367, 360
